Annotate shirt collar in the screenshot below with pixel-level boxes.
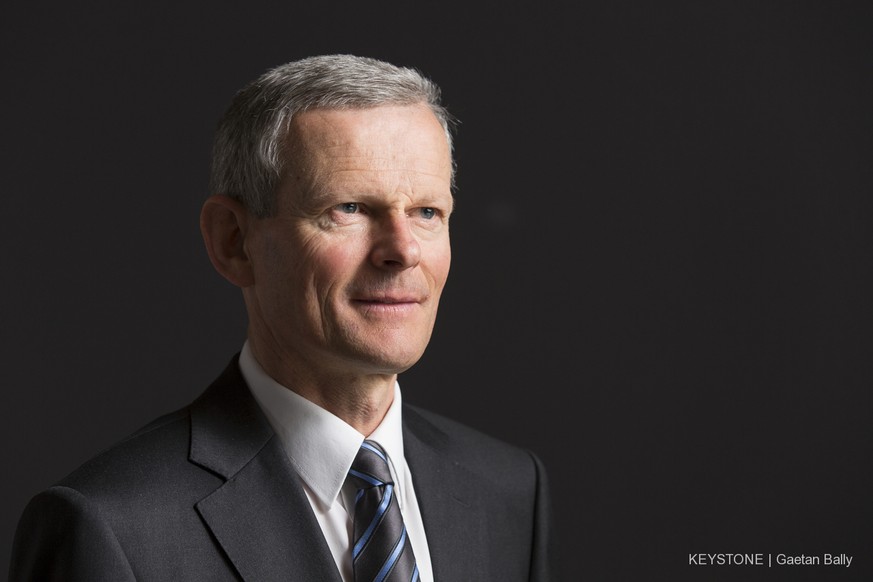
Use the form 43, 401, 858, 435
238, 341, 406, 509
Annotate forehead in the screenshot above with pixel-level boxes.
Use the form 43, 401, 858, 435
284, 104, 452, 178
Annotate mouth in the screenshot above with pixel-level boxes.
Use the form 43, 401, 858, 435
352, 299, 421, 309
350, 293, 426, 315
351, 288, 427, 303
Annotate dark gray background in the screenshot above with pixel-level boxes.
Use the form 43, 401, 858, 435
2, 1, 871, 580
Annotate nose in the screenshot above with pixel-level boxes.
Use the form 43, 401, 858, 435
370, 214, 421, 270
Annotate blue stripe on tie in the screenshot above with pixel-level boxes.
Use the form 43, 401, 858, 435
353, 484, 394, 559
349, 468, 384, 487
411, 564, 419, 582
361, 441, 388, 462
374, 526, 408, 582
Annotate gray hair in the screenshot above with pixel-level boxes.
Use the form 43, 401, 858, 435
209, 54, 456, 217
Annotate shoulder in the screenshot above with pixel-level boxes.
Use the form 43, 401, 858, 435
57, 357, 249, 499
10, 407, 212, 580
403, 403, 547, 484
53, 404, 225, 518
60, 407, 190, 489
10, 485, 137, 581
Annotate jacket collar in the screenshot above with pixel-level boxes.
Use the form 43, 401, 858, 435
188, 357, 343, 582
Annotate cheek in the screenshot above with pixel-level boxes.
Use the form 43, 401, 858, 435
419, 252, 451, 307
298, 238, 361, 297
428, 241, 452, 288
255, 232, 328, 303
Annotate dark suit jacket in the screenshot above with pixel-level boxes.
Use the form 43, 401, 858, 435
10, 357, 554, 581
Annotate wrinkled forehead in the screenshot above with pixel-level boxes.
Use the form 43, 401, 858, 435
281, 104, 452, 181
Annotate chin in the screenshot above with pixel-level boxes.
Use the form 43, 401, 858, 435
353, 346, 426, 375
373, 354, 424, 375
328, 323, 431, 372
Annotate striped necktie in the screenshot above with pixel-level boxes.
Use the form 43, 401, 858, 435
348, 440, 419, 582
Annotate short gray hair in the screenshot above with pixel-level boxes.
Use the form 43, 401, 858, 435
209, 54, 456, 217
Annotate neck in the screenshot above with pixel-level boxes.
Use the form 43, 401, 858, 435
248, 339, 398, 436
310, 379, 397, 436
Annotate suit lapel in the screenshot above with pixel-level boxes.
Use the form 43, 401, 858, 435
403, 407, 492, 582
189, 359, 342, 582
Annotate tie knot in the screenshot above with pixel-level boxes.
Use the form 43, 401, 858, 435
349, 440, 393, 490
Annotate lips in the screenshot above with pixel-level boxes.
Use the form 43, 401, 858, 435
350, 284, 428, 304
352, 295, 423, 304
349, 288, 429, 314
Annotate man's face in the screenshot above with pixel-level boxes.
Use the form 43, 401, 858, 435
243, 104, 453, 380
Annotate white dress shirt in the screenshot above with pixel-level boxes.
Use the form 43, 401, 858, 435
239, 342, 434, 582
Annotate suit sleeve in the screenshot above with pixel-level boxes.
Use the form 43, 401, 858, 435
528, 451, 557, 582
9, 486, 136, 582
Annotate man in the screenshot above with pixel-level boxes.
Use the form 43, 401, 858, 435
10, 55, 553, 581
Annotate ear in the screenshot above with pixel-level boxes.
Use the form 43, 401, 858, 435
200, 195, 255, 288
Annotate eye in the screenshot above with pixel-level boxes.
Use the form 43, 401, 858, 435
418, 207, 437, 220
337, 202, 359, 214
